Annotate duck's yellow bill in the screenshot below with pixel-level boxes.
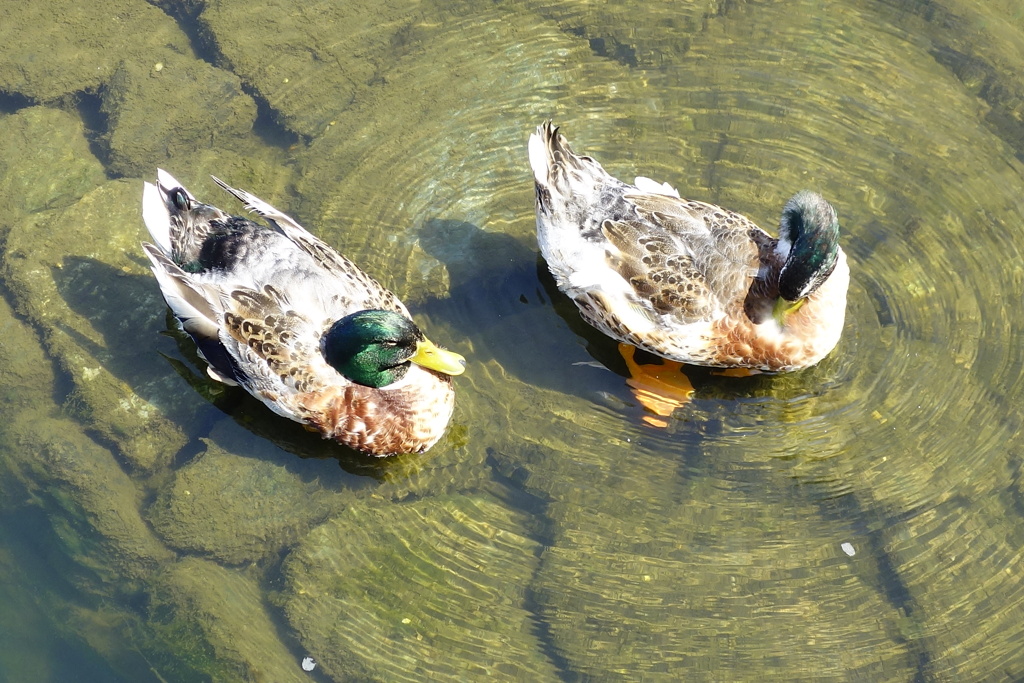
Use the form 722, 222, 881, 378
772, 296, 805, 326
410, 339, 466, 376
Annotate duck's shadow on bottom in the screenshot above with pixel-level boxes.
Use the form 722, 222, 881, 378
413, 218, 782, 404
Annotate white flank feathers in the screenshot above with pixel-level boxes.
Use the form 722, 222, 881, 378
634, 176, 680, 197
527, 129, 550, 186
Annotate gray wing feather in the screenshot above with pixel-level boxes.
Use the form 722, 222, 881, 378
142, 242, 222, 343
210, 176, 407, 315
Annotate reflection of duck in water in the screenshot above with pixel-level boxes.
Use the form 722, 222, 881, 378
529, 122, 849, 422
141, 170, 465, 456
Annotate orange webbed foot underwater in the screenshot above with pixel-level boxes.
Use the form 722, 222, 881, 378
619, 343, 694, 428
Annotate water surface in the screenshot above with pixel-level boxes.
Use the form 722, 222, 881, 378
2, 0, 1024, 680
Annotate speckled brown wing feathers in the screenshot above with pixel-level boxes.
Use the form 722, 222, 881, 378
221, 285, 324, 395
603, 193, 766, 323
600, 219, 718, 321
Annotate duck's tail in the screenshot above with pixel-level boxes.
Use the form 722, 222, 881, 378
141, 170, 238, 384
528, 121, 564, 188
528, 122, 577, 213
528, 122, 613, 218
142, 169, 228, 265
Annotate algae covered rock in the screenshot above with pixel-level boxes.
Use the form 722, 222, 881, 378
282, 494, 557, 681
535, 485, 919, 680
198, 0, 427, 138
2, 180, 201, 472
147, 558, 308, 682
0, 1, 189, 101
148, 431, 341, 566
0, 293, 54, 508
0, 107, 106, 220
3, 411, 173, 584
101, 51, 257, 178
0, 283, 56, 416
877, 492, 1024, 677
874, 0, 1024, 156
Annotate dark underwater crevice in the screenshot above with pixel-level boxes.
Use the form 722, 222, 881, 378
64, 90, 114, 176
0, 90, 33, 115
485, 446, 581, 681
240, 82, 303, 150
146, 0, 302, 150
539, 0, 750, 70
0, 267, 74, 421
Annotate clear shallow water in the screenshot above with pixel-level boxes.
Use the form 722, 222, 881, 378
2, 0, 1024, 680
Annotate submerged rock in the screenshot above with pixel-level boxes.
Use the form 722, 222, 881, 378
0, 291, 55, 510
101, 51, 257, 178
874, 0, 1024, 157
0, 1, 189, 102
3, 411, 173, 584
147, 431, 342, 566
0, 285, 56, 416
2, 180, 201, 472
147, 558, 307, 682
0, 107, 106, 220
525, 0, 728, 68
534, 485, 919, 680
281, 493, 558, 681
197, 0, 432, 138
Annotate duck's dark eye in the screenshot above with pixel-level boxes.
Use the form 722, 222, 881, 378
171, 188, 189, 211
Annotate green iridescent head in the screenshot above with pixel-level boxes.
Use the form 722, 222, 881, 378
322, 310, 465, 388
777, 191, 841, 303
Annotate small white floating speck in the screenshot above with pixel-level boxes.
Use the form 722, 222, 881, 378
841, 542, 856, 557
401, 617, 411, 624
301, 656, 316, 672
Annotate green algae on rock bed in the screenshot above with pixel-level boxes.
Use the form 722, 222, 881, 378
2, 180, 199, 472
147, 430, 344, 566
100, 51, 257, 178
872, 0, 1024, 157
0, 278, 57, 419
5, 412, 174, 583
524, 0, 727, 68
145, 557, 308, 683
0, 0, 190, 102
0, 107, 106, 221
533, 471, 921, 680
281, 493, 558, 681
0, 286, 172, 584
195, 0, 445, 139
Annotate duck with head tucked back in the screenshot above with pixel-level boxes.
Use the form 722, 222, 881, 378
528, 122, 849, 417
141, 170, 465, 456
